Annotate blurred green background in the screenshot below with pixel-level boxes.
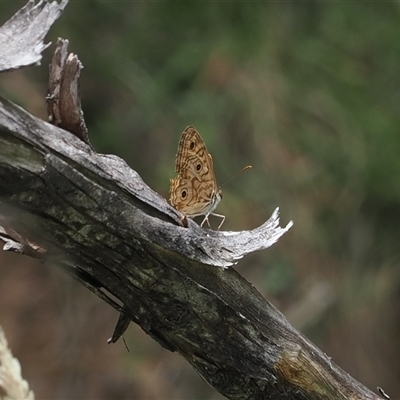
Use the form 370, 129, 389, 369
0, 1, 399, 399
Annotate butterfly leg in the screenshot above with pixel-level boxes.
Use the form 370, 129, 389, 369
200, 214, 211, 228
212, 213, 225, 231
200, 213, 225, 230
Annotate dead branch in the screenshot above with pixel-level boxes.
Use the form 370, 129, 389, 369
0, 0, 68, 72
0, 2, 385, 400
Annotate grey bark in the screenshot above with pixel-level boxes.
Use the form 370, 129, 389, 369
0, 1, 387, 400
0, 100, 383, 399
0, 0, 68, 72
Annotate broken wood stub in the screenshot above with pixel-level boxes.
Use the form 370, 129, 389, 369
47, 38, 91, 148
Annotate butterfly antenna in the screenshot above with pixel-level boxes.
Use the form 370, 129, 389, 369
220, 165, 252, 188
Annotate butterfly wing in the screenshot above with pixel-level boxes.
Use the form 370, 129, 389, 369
169, 126, 221, 217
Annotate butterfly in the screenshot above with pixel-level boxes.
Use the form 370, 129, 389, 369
169, 126, 225, 229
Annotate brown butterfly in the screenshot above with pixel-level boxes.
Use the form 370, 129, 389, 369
169, 126, 225, 229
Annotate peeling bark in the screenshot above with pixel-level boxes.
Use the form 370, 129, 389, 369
0, 90, 382, 400
0, 0, 68, 72
0, 2, 386, 400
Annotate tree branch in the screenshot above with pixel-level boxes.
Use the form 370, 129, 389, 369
0, 2, 385, 400
0, 0, 68, 72
0, 82, 383, 400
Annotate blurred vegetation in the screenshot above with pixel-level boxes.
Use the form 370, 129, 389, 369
1, 1, 400, 399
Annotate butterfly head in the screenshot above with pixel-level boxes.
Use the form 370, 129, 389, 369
209, 187, 222, 213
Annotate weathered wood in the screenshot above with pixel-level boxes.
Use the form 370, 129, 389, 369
47, 38, 90, 147
0, 96, 382, 400
0, 0, 68, 72
0, 2, 385, 399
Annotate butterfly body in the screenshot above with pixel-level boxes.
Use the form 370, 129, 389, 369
169, 126, 225, 229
